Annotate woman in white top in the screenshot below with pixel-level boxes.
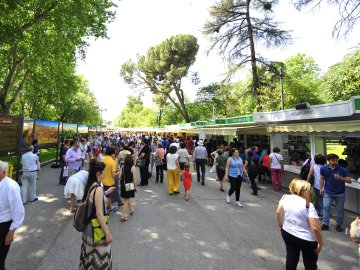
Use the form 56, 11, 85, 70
166, 146, 180, 195
276, 179, 323, 270
269, 147, 284, 192
178, 142, 190, 170
307, 154, 326, 218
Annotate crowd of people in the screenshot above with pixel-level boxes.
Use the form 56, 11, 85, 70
1, 132, 359, 270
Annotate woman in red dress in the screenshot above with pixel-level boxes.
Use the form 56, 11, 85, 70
183, 164, 192, 201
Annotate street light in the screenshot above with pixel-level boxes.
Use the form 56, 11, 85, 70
268, 62, 285, 110
100, 108, 107, 125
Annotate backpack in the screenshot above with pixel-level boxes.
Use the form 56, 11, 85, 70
73, 185, 99, 232
300, 158, 312, 180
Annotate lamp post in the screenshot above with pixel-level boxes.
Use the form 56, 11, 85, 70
268, 61, 285, 110
100, 108, 107, 125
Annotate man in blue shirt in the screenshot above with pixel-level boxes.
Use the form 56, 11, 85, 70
320, 153, 352, 232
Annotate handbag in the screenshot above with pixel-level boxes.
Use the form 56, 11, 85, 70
136, 146, 150, 168
73, 184, 99, 232
122, 167, 135, 191
155, 155, 163, 166
90, 187, 109, 245
136, 158, 146, 168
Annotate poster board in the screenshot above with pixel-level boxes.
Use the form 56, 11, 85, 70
34, 120, 59, 147
0, 116, 22, 156
62, 123, 78, 139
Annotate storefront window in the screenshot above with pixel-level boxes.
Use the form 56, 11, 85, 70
282, 134, 311, 166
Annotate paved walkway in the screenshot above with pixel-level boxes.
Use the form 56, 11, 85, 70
6, 164, 360, 270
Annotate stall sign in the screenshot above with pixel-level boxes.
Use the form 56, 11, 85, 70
355, 98, 360, 112
215, 115, 253, 124
0, 116, 21, 156
253, 99, 353, 123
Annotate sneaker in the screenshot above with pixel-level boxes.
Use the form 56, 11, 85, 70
201, 181, 205, 186
321, 224, 329, 230
110, 205, 118, 214
236, 201, 243, 207
174, 191, 180, 194
30, 197, 38, 202
335, 224, 343, 232
226, 194, 230, 204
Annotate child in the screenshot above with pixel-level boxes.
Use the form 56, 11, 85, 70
183, 164, 192, 201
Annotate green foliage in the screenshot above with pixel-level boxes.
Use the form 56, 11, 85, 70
257, 54, 324, 111
0, 0, 116, 115
321, 46, 360, 101
113, 96, 157, 128
120, 34, 199, 122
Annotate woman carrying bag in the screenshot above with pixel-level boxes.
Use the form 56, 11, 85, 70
79, 159, 112, 270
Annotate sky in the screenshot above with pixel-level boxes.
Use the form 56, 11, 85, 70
76, 0, 360, 123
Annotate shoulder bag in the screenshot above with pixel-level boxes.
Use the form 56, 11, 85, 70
136, 146, 150, 168
90, 186, 110, 245
123, 166, 135, 191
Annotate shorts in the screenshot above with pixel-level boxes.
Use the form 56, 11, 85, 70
179, 162, 186, 170
103, 185, 116, 199
217, 168, 225, 181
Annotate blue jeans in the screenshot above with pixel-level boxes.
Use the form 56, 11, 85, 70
322, 192, 345, 226
313, 188, 323, 217
21, 171, 37, 203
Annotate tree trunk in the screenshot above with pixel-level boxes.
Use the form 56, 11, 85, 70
246, 0, 261, 110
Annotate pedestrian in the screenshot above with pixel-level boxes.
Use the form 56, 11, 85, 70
276, 179, 323, 270
119, 154, 137, 222
166, 146, 180, 195
64, 170, 89, 213
224, 148, 249, 207
59, 139, 70, 185
32, 139, 40, 156
102, 147, 120, 213
320, 153, 352, 232
79, 160, 112, 270
138, 138, 151, 186
259, 149, 270, 184
350, 217, 360, 243
186, 137, 194, 155
65, 139, 83, 177
155, 142, 165, 183
192, 140, 207, 185
97, 147, 107, 161
216, 149, 227, 192
0, 161, 25, 270
244, 149, 260, 196
178, 142, 190, 173
306, 154, 326, 219
21, 145, 40, 204
183, 163, 192, 201
150, 138, 158, 176
269, 147, 284, 192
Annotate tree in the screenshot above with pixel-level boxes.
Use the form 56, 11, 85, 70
0, 0, 116, 114
321, 46, 360, 101
203, 0, 291, 109
113, 96, 157, 128
152, 94, 168, 126
257, 53, 324, 110
120, 34, 199, 123
293, 0, 360, 37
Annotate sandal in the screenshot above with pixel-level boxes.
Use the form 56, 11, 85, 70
129, 210, 134, 216
120, 216, 128, 222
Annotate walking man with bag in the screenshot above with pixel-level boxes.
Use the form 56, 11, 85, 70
192, 140, 208, 185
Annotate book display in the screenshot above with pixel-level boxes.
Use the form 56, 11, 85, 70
282, 135, 310, 166
340, 137, 360, 178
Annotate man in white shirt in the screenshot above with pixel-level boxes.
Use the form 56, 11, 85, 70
0, 161, 25, 270
21, 145, 40, 204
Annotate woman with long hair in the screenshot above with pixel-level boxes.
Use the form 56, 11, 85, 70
79, 159, 112, 270
276, 179, 323, 270
119, 154, 137, 222
224, 148, 249, 207
269, 147, 284, 192
155, 142, 165, 183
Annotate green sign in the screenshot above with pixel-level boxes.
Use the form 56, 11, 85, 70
215, 115, 253, 125
355, 98, 360, 111
195, 121, 207, 126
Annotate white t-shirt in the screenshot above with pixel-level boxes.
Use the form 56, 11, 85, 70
280, 194, 318, 242
166, 153, 179, 170
313, 164, 322, 190
178, 149, 189, 163
269, 153, 283, 169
